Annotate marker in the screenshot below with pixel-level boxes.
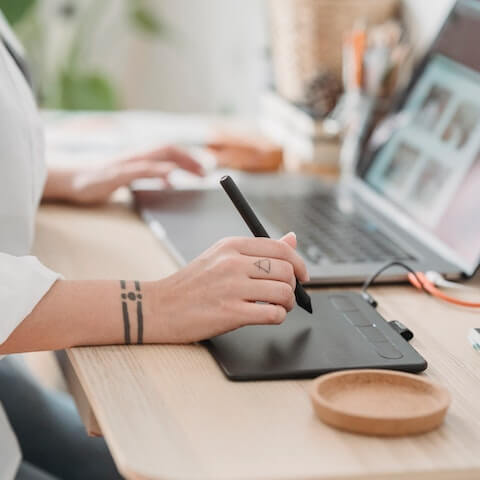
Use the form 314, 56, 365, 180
220, 175, 313, 314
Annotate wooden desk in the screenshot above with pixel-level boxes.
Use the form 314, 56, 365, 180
33, 200, 480, 480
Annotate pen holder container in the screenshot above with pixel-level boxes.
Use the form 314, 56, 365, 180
268, 0, 400, 103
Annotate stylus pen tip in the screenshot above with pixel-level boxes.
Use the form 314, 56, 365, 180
303, 299, 313, 314
295, 284, 313, 314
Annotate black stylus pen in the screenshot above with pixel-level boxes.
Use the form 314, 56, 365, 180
220, 175, 313, 314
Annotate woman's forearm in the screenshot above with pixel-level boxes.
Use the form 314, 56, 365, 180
0, 279, 159, 354
43, 168, 76, 202
1, 235, 309, 355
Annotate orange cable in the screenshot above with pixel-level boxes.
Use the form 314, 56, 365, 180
407, 272, 480, 308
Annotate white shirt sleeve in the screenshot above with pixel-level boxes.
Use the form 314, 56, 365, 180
0, 256, 59, 480
0, 11, 62, 478
0, 404, 21, 479
0, 253, 62, 346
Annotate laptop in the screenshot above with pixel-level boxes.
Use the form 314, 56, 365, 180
134, 0, 480, 284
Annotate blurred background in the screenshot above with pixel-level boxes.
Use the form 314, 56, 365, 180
0, 0, 455, 115
0, 0, 470, 390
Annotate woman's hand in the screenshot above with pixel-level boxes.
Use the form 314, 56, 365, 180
0, 233, 309, 354
151, 232, 309, 344
43, 146, 204, 205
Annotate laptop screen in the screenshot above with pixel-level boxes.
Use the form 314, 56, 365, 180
361, 0, 480, 275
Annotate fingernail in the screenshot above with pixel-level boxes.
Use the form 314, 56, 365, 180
288, 232, 296, 238
305, 268, 311, 281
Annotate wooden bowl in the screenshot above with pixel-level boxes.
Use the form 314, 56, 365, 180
310, 370, 451, 436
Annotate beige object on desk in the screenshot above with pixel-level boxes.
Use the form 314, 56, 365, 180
34, 201, 480, 480
310, 369, 451, 436
207, 131, 283, 172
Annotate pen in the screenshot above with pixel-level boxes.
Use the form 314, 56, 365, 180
352, 25, 366, 90
220, 175, 313, 314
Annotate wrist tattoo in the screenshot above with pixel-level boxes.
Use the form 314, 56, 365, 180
120, 280, 144, 345
254, 258, 271, 274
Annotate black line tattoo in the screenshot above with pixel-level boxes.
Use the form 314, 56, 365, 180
254, 258, 271, 274
120, 280, 144, 345
120, 281, 131, 344
137, 298, 144, 345
134, 281, 144, 344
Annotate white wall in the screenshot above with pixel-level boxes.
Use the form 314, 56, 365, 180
96, 0, 269, 114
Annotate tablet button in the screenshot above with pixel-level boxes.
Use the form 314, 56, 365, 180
329, 295, 357, 312
373, 341, 404, 359
358, 326, 387, 342
344, 311, 372, 326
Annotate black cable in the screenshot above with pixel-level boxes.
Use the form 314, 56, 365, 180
362, 260, 429, 296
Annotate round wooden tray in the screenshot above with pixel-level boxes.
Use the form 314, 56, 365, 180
310, 370, 451, 436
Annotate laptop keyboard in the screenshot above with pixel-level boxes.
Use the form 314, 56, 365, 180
253, 194, 413, 265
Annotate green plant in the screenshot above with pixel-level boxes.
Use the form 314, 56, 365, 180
0, 0, 168, 110
0, 0, 35, 25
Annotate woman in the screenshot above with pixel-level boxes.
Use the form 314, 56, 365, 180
0, 11, 308, 480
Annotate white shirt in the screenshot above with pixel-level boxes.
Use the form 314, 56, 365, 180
0, 14, 61, 479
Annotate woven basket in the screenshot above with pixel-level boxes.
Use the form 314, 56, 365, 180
268, 0, 400, 103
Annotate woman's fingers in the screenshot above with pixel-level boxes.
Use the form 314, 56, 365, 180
280, 231, 297, 249
160, 147, 205, 176
131, 146, 205, 177
246, 257, 296, 291
241, 279, 295, 311
111, 161, 177, 189
239, 302, 287, 326
218, 237, 309, 282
